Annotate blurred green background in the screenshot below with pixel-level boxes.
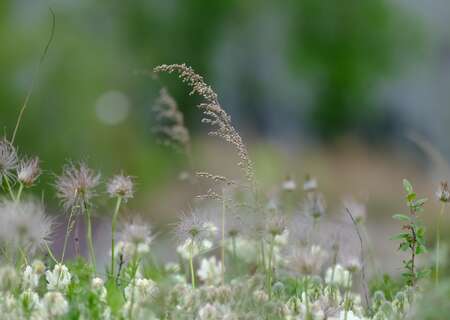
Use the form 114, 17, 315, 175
1, 0, 449, 211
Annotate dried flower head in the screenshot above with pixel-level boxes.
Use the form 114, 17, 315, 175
107, 173, 134, 201
287, 245, 329, 275
0, 198, 54, 254
301, 192, 327, 220
55, 162, 100, 211
154, 64, 254, 183
265, 214, 287, 237
342, 197, 367, 224
152, 88, 191, 154
0, 139, 18, 184
17, 156, 41, 187
120, 217, 153, 246
436, 181, 450, 203
174, 211, 211, 243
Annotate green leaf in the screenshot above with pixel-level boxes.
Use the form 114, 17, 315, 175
390, 232, 409, 240
403, 179, 413, 194
392, 214, 410, 222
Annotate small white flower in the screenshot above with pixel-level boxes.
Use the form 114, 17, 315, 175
177, 238, 212, 260
124, 278, 159, 302
197, 256, 222, 286
282, 176, 297, 191
198, 303, 220, 320
91, 277, 107, 302
325, 264, 351, 287
22, 265, 40, 289
42, 291, 69, 317
46, 264, 71, 291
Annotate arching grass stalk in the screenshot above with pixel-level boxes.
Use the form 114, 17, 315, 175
85, 206, 96, 272
435, 201, 446, 285
111, 196, 123, 278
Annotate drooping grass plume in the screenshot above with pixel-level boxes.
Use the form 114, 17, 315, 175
153, 64, 254, 185
152, 87, 191, 156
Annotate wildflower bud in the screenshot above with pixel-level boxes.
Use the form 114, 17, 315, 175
32, 259, 46, 275
436, 181, 450, 203
282, 175, 297, 192
91, 277, 104, 290
107, 174, 134, 201
272, 281, 285, 295
42, 291, 69, 317
17, 157, 41, 187
303, 175, 318, 192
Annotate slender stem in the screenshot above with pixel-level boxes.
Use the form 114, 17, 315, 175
344, 271, 353, 320
232, 236, 237, 265
16, 183, 24, 202
111, 196, 122, 278
4, 176, 16, 201
61, 208, 76, 263
85, 207, 96, 272
436, 202, 446, 285
221, 190, 226, 285
267, 235, 275, 298
45, 241, 58, 264
260, 240, 266, 272
304, 276, 311, 320
189, 240, 196, 289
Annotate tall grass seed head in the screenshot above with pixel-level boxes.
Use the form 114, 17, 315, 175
17, 156, 41, 187
55, 161, 100, 211
107, 173, 134, 201
0, 139, 18, 184
0, 198, 54, 254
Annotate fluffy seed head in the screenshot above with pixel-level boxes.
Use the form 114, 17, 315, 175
17, 156, 41, 187
436, 181, 450, 203
107, 173, 134, 201
0, 139, 18, 183
55, 162, 100, 211
174, 211, 210, 243
120, 217, 153, 245
0, 198, 54, 254
265, 214, 287, 237
287, 245, 329, 275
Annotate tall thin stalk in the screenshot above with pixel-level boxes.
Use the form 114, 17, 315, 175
60, 207, 76, 263
221, 189, 226, 285
435, 202, 446, 285
189, 241, 196, 289
85, 207, 96, 272
111, 196, 122, 278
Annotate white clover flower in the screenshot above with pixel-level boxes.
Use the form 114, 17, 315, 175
325, 265, 351, 287
253, 289, 269, 303
282, 176, 297, 191
197, 303, 220, 320
176, 238, 212, 260
46, 264, 71, 291
197, 256, 222, 286
91, 277, 107, 302
19, 289, 40, 315
32, 260, 46, 275
42, 291, 69, 317
203, 222, 218, 238
165, 262, 180, 273
22, 265, 40, 289
124, 278, 159, 302
0, 266, 19, 291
